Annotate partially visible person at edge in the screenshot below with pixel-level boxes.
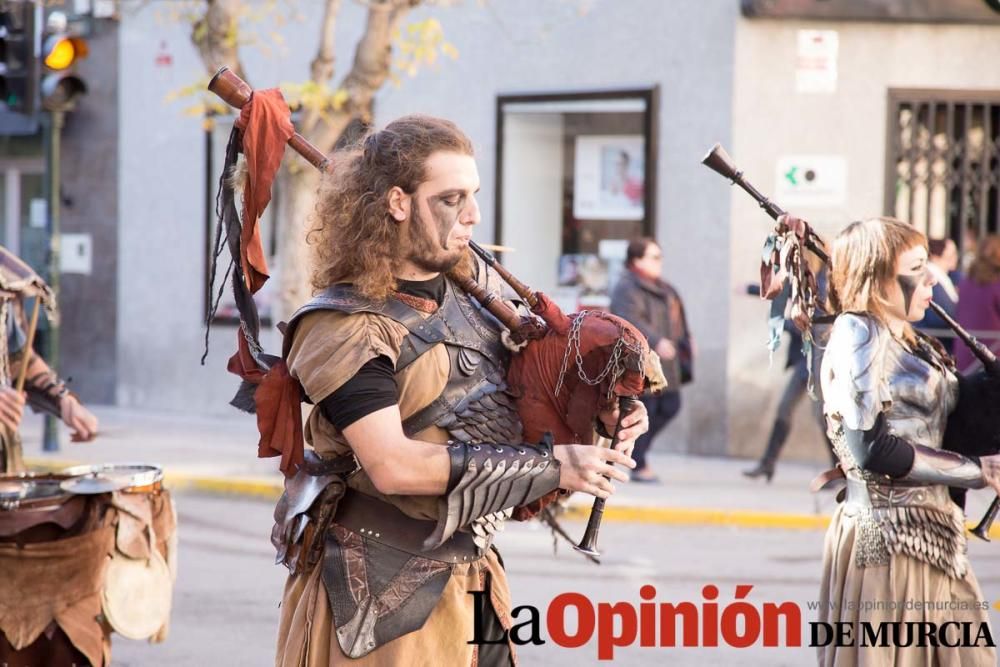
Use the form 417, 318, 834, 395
955, 234, 1000, 374
817, 217, 999, 667
273, 115, 649, 666
0, 299, 99, 472
916, 237, 961, 354
0, 251, 102, 667
610, 237, 691, 483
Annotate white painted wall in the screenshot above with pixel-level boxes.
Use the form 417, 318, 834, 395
729, 19, 1000, 463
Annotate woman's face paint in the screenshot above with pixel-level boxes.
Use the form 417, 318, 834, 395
887, 245, 936, 322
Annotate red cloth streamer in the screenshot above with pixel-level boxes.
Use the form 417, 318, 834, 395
226, 337, 305, 478
234, 88, 294, 294
253, 360, 305, 477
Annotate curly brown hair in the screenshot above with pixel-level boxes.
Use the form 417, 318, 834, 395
968, 234, 1000, 285
309, 115, 475, 300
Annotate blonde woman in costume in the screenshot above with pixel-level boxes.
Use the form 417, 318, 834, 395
818, 217, 1000, 666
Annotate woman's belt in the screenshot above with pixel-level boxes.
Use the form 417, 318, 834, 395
844, 476, 952, 510
333, 488, 487, 564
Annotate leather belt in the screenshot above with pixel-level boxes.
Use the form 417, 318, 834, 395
332, 488, 486, 564
845, 477, 950, 510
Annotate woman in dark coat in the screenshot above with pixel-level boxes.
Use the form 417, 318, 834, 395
610, 238, 692, 482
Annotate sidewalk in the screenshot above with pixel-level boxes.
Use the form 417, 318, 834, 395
18, 406, 1000, 537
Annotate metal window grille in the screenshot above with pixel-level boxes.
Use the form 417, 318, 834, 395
885, 91, 1000, 248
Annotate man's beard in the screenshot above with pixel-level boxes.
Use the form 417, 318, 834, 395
405, 205, 463, 274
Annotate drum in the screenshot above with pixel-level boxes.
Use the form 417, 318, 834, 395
0, 462, 178, 665
0, 471, 115, 666
61, 463, 177, 642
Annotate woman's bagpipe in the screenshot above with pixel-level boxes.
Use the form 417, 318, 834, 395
205, 67, 667, 554
701, 143, 1000, 540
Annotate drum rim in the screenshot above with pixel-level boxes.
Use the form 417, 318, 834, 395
61, 462, 164, 489
0, 473, 76, 508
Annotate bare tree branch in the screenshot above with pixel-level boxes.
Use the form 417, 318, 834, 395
301, 0, 343, 136
191, 0, 247, 81
310, 0, 342, 85
306, 0, 421, 150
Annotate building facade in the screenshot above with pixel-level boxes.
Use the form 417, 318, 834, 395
10, 0, 987, 462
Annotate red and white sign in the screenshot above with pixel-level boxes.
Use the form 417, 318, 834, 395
796, 30, 838, 94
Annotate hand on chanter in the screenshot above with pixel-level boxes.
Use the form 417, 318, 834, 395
597, 400, 649, 459
981, 455, 1000, 495
0, 387, 24, 431
553, 444, 636, 499
60, 394, 99, 442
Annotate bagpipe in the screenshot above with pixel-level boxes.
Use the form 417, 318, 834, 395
205, 67, 667, 556
702, 143, 1000, 541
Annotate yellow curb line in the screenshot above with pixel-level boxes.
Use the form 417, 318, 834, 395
22, 458, 1000, 539
161, 473, 282, 500
562, 504, 831, 530
561, 504, 1000, 539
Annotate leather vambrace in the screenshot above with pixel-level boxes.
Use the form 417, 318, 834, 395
844, 414, 986, 489
422, 435, 562, 551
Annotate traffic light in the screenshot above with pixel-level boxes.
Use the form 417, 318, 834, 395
0, 1, 41, 135
39, 12, 87, 112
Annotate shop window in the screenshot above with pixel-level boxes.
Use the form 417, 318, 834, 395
885, 91, 1000, 255
496, 89, 657, 312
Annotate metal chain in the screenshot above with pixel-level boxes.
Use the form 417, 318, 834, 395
555, 310, 642, 399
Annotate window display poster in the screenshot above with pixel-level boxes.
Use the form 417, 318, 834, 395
573, 135, 645, 221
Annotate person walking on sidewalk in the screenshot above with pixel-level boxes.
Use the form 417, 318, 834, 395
744, 267, 836, 482
610, 238, 692, 483
270, 115, 649, 666
742, 323, 834, 482
817, 217, 999, 667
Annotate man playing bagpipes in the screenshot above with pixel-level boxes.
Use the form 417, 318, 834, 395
204, 63, 666, 663
0, 245, 98, 472
264, 115, 651, 666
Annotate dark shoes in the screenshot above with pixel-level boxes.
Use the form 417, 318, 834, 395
742, 461, 775, 483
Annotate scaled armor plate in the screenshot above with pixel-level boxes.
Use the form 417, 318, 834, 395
822, 313, 968, 578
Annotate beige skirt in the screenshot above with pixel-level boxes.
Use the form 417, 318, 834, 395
274, 546, 514, 667
818, 503, 996, 666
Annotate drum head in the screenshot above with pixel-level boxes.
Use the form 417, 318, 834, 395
60, 463, 163, 495
0, 473, 74, 509
102, 548, 173, 640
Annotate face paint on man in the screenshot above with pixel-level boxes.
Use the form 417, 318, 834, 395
405, 204, 462, 274
427, 192, 466, 250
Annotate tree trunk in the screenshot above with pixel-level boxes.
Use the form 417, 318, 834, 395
276, 166, 321, 321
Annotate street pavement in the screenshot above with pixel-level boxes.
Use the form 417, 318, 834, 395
12, 407, 1000, 665
105, 492, 1000, 667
